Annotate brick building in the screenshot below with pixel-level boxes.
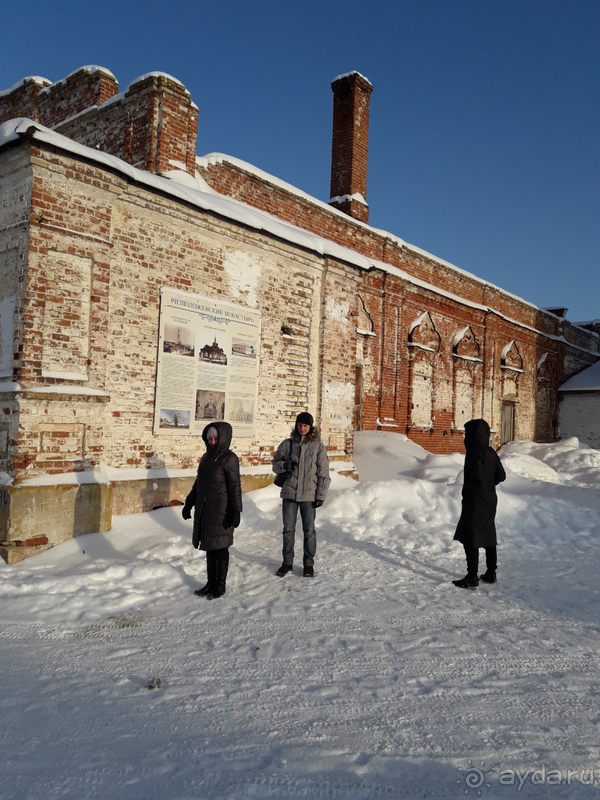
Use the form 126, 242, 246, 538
0, 66, 598, 562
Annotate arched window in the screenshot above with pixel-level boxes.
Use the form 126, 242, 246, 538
501, 340, 523, 371
535, 353, 557, 440
500, 341, 523, 444
408, 311, 441, 351
408, 312, 440, 429
356, 294, 374, 335
537, 352, 554, 383
452, 326, 481, 430
501, 341, 523, 401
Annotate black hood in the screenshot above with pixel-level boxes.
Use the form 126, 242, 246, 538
464, 418, 491, 449
202, 421, 233, 455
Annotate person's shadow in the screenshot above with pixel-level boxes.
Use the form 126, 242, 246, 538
71, 465, 122, 560
138, 455, 171, 512
72, 468, 106, 537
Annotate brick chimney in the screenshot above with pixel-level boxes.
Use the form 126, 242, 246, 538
329, 71, 373, 223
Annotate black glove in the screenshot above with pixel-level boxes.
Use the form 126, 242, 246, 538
281, 461, 294, 472
182, 502, 193, 521
312, 499, 324, 509
224, 510, 241, 529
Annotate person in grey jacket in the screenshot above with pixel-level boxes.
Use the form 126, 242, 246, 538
272, 412, 331, 577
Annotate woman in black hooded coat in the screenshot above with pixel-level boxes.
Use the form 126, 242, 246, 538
453, 418, 506, 589
182, 421, 242, 599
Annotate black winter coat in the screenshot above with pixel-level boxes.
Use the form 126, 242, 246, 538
454, 419, 506, 548
185, 421, 242, 551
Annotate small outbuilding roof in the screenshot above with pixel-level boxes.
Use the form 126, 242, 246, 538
559, 360, 600, 392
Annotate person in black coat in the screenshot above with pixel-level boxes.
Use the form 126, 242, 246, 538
452, 418, 506, 589
182, 421, 242, 599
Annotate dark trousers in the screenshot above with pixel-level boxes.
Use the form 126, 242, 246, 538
207, 547, 229, 580
463, 544, 497, 578
210, 547, 229, 565
282, 500, 317, 567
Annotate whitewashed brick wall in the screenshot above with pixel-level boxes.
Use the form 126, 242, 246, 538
559, 393, 600, 450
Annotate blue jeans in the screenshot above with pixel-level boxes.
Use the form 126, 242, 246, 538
282, 500, 316, 567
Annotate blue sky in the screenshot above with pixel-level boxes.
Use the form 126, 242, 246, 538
2, 0, 598, 322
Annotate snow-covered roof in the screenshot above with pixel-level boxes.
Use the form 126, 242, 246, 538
196, 152, 374, 224
559, 360, 600, 392
1, 118, 598, 357
196, 153, 540, 313
542, 306, 568, 318
571, 320, 600, 338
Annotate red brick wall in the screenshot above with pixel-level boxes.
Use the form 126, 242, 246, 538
196, 156, 600, 452
55, 75, 199, 177
0, 69, 198, 177
343, 265, 576, 453
0, 81, 43, 123
0, 69, 118, 127
36, 69, 120, 128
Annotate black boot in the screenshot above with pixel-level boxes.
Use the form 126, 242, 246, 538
207, 549, 229, 600
194, 552, 216, 596
452, 574, 479, 589
481, 547, 497, 583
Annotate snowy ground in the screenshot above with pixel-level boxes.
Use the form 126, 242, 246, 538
2, 431, 600, 800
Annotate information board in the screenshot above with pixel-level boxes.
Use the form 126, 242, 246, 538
153, 288, 261, 438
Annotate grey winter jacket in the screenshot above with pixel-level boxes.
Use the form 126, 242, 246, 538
272, 428, 331, 503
